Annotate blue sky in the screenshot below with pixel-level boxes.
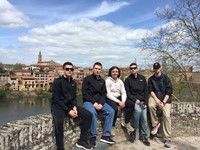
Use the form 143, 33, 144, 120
0, 0, 174, 68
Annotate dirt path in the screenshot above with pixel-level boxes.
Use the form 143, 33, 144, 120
109, 134, 200, 150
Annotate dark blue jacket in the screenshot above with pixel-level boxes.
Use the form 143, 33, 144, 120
148, 73, 173, 104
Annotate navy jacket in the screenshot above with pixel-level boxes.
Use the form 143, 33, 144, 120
51, 76, 77, 113
82, 74, 106, 105
148, 73, 173, 104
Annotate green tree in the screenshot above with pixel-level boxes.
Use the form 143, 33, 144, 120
13, 63, 23, 70
4, 82, 11, 91
0, 62, 6, 73
0, 89, 6, 98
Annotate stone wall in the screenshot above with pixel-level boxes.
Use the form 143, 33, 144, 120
0, 102, 200, 150
171, 102, 200, 136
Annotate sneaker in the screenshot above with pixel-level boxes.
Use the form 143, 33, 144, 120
110, 127, 116, 136
76, 139, 93, 150
140, 137, 150, 146
100, 136, 116, 145
149, 133, 155, 140
129, 130, 136, 142
90, 137, 96, 148
164, 140, 171, 148
121, 122, 134, 132
150, 123, 160, 135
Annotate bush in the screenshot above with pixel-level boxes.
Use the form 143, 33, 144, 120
0, 89, 6, 98
34, 89, 51, 96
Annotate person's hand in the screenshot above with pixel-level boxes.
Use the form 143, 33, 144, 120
155, 98, 161, 106
156, 101, 164, 109
118, 101, 125, 109
96, 104, 103, 110
135, 99, 140, 104
93, 103, 102, 110
68, 110, 78, 118
159, 102, 164, 109
143, 104, 147, 109
73, 106, 78, 116
93, 102, 98, 109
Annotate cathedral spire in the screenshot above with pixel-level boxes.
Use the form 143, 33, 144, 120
38, 51, 42, 63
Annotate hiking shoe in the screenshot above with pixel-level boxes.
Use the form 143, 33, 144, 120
100, 136, 116, 145
76, 139, 93, 150
121, 121, 134, 132
164, 140, 171, 148
151, 123, 160, 135
140, 137, 150, 146
129, 130, 136, 142
110, 127, 116, 136
90, 137, 96, 148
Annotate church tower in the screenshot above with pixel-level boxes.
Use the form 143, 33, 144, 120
38, 51, 42, 63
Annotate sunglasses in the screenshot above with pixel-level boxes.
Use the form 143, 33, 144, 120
64, 68, 74, 71
130, 67, 137, 70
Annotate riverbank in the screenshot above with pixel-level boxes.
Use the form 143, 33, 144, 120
1, 90, 51, 99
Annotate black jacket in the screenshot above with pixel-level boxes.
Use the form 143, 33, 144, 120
82, 74, 106, 105
51, 76, 77, 113
148, 73, 173, 104
124, 73, 149, 105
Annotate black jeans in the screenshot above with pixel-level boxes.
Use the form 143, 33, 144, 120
106, 97, 135, 126
106, 98, 119, 127
51, 105, 92, 150
124, 99, 135, 124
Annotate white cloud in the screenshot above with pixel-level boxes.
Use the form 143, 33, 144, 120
19, 19, 147, 46
68, 1, 129, 21
18, 19, 150, 68
0, 0, 30, 28
83, 1, 129, 17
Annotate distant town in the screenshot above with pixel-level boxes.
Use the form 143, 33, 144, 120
0, 51, 199, 92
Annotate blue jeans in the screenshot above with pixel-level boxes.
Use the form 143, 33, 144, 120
132, 101, 148, 138
83, 102, 115, 137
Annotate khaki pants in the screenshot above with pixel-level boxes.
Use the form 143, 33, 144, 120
148, 97, 171, 139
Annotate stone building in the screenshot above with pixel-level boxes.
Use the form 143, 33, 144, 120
37, 51, 59, 69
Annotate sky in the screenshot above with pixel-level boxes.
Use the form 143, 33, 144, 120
0, 0, 175, 69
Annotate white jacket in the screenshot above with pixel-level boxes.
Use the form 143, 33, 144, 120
105, 77, 127, 103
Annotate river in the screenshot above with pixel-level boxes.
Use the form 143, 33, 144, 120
0, 97, 51, 126
0, 96, 83, 126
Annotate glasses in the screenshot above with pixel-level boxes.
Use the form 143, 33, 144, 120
130, 67, 137, 70
64, 68, 74, 71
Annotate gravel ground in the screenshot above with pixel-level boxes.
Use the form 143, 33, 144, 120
73, 128, 200, 150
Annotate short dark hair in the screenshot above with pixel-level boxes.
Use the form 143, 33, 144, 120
108, 66, 121, 78
63, 62, 73, 69
93, 62, 102, 68
129, 63, 137, 68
